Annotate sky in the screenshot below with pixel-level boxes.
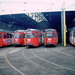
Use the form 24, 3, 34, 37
0, 0, 75, 15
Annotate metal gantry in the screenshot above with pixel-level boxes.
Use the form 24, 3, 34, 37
25, 12, 48, 23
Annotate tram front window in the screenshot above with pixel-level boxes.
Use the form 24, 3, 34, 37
14, 33, 19, 38
26, 33, 37, 38
46, 33, 54, 38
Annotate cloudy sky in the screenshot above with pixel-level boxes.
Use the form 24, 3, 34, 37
0, 0, 75, 14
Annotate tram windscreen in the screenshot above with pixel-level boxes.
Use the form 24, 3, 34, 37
46, 33, 54, 38
26, 33, 37, 38
14, 33, 19, 38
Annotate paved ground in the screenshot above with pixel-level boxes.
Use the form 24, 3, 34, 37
0, 44, 75, 75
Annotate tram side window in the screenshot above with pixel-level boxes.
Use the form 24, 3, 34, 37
7, 34, 9, 38
20, 34, 25, 38
4, 33, 7, 38
23, 34, 25, 38
55, 33, 57, 37
0, 33, 2, 38
54, 33, 56, 37
19, 34, 22, 38
14, 33, 19, 38
33, 33, 37, 38
26, 33, 31, 38
9, 34, 12, 38
10, 34, 12, 38
73, 31, 75, 37
39, 33, 42, 38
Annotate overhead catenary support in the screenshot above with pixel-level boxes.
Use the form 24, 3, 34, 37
63, 2, 67, 46
61, 9, 64, 45
61, 2, 67, 46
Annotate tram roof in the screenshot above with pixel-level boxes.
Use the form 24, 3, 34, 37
14, 30, 25, 32
26, 28, 42, 32
0, 29, 13, 33
45, 29, 56, 32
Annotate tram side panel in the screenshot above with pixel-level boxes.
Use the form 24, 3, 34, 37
0, 31, 13, 47
0, 32, 3, 47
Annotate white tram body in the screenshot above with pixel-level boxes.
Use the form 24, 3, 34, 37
69, 27, 75, 45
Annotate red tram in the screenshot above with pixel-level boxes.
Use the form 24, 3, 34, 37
44, 29, 58, 46
13, 30, 26, 46
69, 27, 75, 46
0, 29, 13, 47
26, 28, 43, 47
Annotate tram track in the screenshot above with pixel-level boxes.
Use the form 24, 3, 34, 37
6, 47, 60, 75
51, 48, 75, 58
44, 48, 75, 70
31, 48, 75, 72
52, 46, 75, 56
0, 46, 14, 58
22, 49, 46, 69
22, 49, 60, 75
5, 47, 25, 75
1, 45, 75, 75
45, 48, 75, 61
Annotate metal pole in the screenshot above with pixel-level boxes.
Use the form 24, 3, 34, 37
61, 2, 67, 46
63, 2, 67, 46
61, 3, 64, 45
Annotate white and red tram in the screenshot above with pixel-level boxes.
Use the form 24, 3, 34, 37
13, 30, 26, 46
44, 29, 58, 46
69, 27, 75, 46
0, 29, 13, 47
25, 28, 43, 47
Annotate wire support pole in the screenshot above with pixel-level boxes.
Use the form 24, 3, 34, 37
63, 2, 67, 47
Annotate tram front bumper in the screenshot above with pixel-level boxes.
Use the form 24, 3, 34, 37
26, 44, 34, 47
46, 43, 54, 46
